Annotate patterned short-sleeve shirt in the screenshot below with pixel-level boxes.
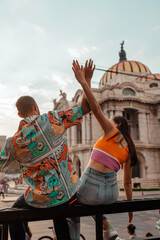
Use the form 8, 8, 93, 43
0, 106, 83, 208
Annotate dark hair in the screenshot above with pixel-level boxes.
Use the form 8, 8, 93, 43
145, 232, 153, 237
16, 96, 36, 118
127, 224, 136, 234
112, 116, 138, 166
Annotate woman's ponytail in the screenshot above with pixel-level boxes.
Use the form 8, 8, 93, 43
113, 116, 138, 166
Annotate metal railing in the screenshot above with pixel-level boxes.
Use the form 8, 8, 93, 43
0, 198, 160, 240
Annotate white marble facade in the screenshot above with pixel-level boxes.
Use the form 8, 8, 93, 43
54, 45, 160, 189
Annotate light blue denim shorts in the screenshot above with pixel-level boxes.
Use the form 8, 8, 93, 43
77, 167, 119, 205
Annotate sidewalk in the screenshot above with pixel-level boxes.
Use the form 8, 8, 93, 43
1, 196, 18, 202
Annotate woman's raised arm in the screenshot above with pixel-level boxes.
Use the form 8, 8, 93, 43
72, 59, 116, 136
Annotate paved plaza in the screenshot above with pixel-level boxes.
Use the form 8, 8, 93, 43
0, 190, 160, 239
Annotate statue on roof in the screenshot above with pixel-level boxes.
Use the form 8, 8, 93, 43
53, 99, 57, 108
53, 89, 69, 110
119, 40, 127, 62
59, 89, 66, 100
120, 40, 124, 49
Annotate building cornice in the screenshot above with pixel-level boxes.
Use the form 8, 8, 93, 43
69, 142, 160, 153
99, 97, 160, 106
135, 143, 160, 149
98, 82, 144, 92
70, 144, 92, 152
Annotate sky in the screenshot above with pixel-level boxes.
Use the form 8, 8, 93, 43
0, 0, 160, 137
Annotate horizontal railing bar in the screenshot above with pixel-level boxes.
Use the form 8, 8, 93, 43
136, 238, 160, 240
0, 198, 159, 224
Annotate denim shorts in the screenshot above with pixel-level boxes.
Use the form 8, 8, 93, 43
77, 167, 119, 205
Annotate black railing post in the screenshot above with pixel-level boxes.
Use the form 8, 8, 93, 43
2, 224, 8, 240
0, 225, 2, 240
95, 214, 103, 240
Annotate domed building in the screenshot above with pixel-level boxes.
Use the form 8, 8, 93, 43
54, 42, 160, 189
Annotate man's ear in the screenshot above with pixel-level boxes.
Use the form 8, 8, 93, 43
34, 104, 38, 111
18, 112, 23, 118
34, 104, 40, 115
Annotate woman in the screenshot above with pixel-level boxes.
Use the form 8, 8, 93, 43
72, 59, 138, 240
127, 224, 137, 239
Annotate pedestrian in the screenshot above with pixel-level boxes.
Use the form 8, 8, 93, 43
145, 232, 153, 237
127, 224, 137, 239
0, 184, 4, 199
4, 182, 9, 196
0, 82, 91, 240
72, 59, 138, 240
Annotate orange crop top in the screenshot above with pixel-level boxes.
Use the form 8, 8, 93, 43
90, 130, 129, 172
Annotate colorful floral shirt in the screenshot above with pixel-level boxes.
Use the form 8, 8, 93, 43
0, 106, 83, 208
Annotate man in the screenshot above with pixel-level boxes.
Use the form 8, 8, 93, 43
0, 61, 94, 240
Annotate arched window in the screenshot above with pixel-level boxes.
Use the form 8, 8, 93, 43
76, 95, 82, 103
73, 155, 81, 177
132, 161, 140, 178
122, 88, 135, 96
149, 83, 158, 88
123, 109, 139, 140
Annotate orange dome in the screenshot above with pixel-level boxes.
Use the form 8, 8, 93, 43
99, 60, 151, 86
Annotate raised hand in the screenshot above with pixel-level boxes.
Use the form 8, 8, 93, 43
84, 59, 95, 85
72, 60, 85, 84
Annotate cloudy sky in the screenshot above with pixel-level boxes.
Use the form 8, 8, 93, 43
0, 0, 160, 137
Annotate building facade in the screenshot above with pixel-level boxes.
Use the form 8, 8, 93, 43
54, 43, 160, 189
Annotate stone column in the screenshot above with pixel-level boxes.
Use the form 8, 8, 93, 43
82, 115, 86, 145
138, 111, 148, 143
109, 110, 114, 118
85, 114, 90, 145
157, 109, 160, 120
105, 110, 109, 118
71, 125, 77, 146
103, 109, 109, 118
68, 128, 71, 148
146, 113, 151, 143
115, 110, 123, 116
89, 112, 92, 149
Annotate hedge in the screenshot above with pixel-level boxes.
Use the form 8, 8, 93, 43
120, 188, 160, 191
